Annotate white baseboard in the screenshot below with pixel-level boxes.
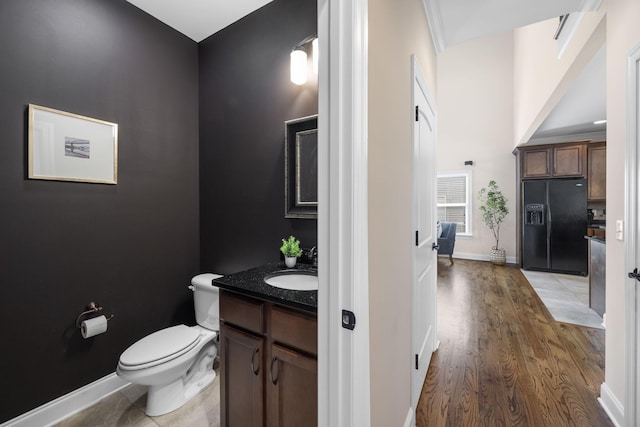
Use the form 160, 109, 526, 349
403, 406, 415, 427
1, 373, 129, 427
448, 252, 517, 264
598, 382, 623, 427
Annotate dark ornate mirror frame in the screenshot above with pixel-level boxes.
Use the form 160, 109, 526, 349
284, 114, 318, 219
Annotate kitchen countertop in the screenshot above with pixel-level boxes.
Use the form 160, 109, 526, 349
585, 235, 606, 244
213, 262, 317, 313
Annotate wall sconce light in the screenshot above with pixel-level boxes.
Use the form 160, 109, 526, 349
290, 48, 308, 85
290, 35, 318, 85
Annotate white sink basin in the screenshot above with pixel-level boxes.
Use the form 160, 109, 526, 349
264, 270, 318, 291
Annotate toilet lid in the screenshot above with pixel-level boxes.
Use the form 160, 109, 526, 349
119, 325, 201, 368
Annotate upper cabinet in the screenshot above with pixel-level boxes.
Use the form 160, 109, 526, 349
587, 142, 606, 201
520, 143, 586, 179
553, 144, 585, 177
521, 148, 551, 178
518, 141, 606, 202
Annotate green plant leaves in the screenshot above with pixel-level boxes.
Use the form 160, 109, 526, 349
280, 235, 303, 257
477, 180, 509, 249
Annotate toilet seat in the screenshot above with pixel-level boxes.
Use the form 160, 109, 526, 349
119, 325, 202, 371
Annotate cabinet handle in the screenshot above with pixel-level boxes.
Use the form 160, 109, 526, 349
251, 347, 260, 375
270, 356, 279, 385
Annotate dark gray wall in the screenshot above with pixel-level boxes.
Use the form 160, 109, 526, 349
0, 1, 199, 422
199, 0, 318, 274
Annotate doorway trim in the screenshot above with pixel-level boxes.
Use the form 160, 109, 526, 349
624, 41, 640, 427
317, 0, 370, 426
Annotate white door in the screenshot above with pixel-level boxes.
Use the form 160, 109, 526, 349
411, 55, 438, 412
625, 42, 640, 427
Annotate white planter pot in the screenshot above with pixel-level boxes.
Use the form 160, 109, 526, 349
285, 257, 297, 268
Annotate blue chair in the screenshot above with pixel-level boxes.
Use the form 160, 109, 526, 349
437, 221, 457, 264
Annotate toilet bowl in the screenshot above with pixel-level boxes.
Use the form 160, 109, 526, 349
116, 273, 222, 416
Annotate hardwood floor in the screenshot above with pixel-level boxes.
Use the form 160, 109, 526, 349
416, 259, 612, 427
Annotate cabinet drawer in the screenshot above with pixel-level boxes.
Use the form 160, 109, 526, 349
220, 291, 264, 334
271, 306, 317, 356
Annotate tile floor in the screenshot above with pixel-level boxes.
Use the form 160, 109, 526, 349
54, 372, 220, 427
520, 269, 604, 329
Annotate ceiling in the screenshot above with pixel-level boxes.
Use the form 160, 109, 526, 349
125, 0, 272, 42
127, 0, 605, 140
423, 0, 600, 51
531, 45, 606, 140
423, 0, 606, 141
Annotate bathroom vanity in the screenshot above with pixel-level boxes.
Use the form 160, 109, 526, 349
214, 264, 317, 426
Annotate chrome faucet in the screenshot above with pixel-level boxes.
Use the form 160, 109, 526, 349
309, 246, 318, 267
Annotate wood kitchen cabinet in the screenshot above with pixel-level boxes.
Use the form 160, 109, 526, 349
521, 148, 551, 178
220, 290, 317, 427
553, 144, 585, 177
520, 143, 586, 179
588, 143, 606, 201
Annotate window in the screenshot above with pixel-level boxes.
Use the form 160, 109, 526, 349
437, 172, 471, 235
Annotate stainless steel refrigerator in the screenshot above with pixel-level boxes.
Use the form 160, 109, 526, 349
522, 178, 588, 275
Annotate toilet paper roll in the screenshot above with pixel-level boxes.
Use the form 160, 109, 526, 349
81, 315, 108, 338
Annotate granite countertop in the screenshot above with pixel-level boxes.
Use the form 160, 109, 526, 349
213, 262, 317, 313
585, 235, 606, 244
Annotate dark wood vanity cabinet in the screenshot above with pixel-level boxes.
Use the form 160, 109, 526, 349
220, 325, 264, 426
220, 290, 317, 427
521, 143, 586, 179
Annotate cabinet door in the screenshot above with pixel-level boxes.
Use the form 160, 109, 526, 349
553, 144, 584, 177
522, 148, 551, 178
267, 344, 317, 427
588, 145, 606, 201
220, 324, 264, 427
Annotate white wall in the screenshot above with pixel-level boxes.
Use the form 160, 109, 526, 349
605, 0, 640, 414
436, 31, 517, 261
513, 10, 606, 146
368, 0, 436, 425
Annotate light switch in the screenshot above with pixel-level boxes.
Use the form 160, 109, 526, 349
616, 220, 624, 240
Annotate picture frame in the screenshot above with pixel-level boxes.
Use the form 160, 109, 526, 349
28, 104, 118, 184
284, 114, 318, 219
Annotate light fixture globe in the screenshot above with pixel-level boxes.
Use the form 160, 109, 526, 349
290, 49, 307, 85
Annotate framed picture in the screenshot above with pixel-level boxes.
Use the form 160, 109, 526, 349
28, 104, 118, 184
284, 114, 318, 219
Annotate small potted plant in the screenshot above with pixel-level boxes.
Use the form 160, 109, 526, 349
280, 235, 303, 268
478, 180, 509, 265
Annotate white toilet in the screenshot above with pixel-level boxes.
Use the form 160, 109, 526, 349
117, 273, 222, 416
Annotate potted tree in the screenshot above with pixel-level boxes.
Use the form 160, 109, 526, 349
280, 235, 303, 268
478, 180, 509, 265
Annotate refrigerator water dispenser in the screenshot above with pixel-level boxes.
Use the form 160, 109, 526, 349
525, 204, 545, 225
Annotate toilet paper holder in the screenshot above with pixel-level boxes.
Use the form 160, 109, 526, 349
75, 302, 114, 328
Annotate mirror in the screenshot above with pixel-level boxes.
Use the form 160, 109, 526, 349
284, 114, 318, 219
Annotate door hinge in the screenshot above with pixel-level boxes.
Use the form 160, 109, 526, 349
415, 105, 419, 121
415, 354, 419, 370
415, 230, 419, 246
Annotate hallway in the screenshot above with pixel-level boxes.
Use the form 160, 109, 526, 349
416, 259, 612, 426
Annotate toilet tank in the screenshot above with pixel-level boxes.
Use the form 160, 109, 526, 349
190, 273, 223, 331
